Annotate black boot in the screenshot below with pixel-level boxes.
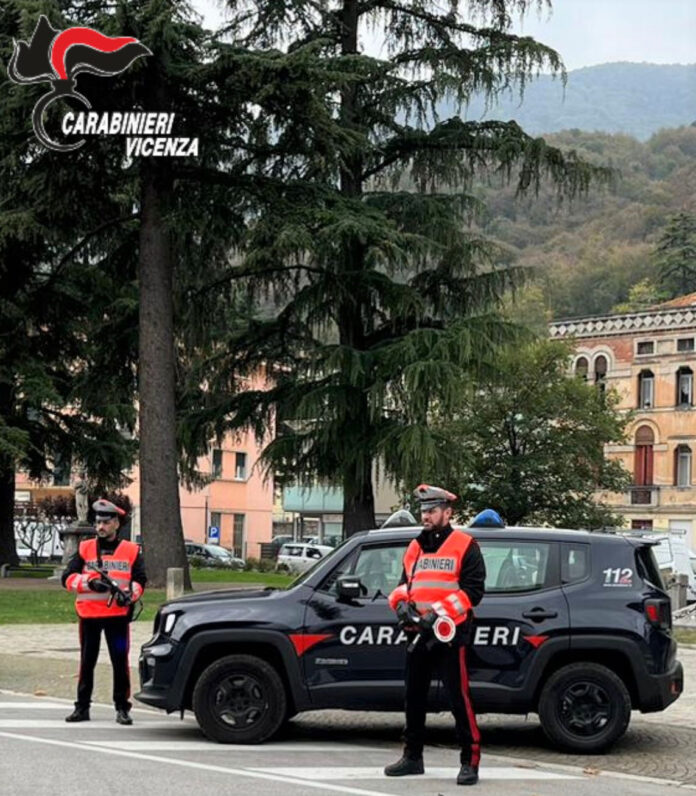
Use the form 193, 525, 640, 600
384, 753, 424, 777
457, 763, 479, 785
65, 705, 90, 723
115, 708, 133, 725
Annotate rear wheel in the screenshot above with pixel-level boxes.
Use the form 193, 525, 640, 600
538, 662, 631, 753
192, 654, 287, 744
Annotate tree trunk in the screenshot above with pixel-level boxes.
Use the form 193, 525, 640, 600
138, 163, 191, 589
0, 378, 18, 566
343, 445, 376, 536
0, 455, 17, 566
339, 0, 375, 535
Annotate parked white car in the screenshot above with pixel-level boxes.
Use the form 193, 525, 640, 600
650, 532, 696, 603
277, 542, 333, 573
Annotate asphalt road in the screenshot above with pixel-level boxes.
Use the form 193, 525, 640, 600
0, 693, 692, 796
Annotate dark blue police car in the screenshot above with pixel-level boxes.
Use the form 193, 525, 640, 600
137, 521, 683, 753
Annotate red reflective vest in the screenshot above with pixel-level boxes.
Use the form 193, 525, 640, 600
388, 530, 474, 625
65, 538, 142, 619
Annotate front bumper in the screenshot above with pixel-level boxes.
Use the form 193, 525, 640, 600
135, 636, 182, 712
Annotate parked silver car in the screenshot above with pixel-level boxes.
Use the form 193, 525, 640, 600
185, 542, 244, 569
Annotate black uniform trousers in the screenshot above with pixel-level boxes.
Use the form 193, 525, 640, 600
76, 617, 132, 711
403, 638, 481, 767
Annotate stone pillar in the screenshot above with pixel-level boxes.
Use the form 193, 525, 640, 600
166, 567, 184, 601
58, 522, 95, 565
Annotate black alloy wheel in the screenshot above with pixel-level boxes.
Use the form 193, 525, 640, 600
538, 662, 631, 752
193, 654, 287, 743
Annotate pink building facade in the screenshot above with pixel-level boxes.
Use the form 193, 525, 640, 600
15, 428, 274, 560
122, 434, 274, 559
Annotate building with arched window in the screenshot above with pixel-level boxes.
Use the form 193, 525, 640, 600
550, 293, 696, 548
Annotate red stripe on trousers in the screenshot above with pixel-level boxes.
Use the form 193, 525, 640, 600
77, 620, 83, 686
125, 624, 131, 700
459, 646, 481, 768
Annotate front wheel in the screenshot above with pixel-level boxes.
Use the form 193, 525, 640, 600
192, 654, 287, 743
538, 662, 631, 753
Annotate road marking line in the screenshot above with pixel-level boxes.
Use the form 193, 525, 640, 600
0, 720, 195, 729
248, 766, 580, 781
0, 689, 156, 714
0, 732, 393, 796
84, 740, 380, 752
0, 702, 67, 709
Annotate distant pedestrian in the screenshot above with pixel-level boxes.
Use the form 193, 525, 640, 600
62, 499, 146, 725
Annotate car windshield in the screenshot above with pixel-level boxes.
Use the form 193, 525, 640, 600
285, 537, 354, 589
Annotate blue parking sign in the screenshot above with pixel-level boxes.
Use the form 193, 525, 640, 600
208, 525, 220, 543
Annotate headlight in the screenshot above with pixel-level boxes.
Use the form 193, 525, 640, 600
163, 613, 178, 634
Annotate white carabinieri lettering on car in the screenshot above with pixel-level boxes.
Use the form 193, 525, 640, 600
473, 626, 521, 646
339, 626, 409, 645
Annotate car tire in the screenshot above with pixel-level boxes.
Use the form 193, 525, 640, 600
538, 662, 631, 753
193, 654, 287, 744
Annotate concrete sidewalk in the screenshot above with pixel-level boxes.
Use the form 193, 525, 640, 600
0, 622, 154, 707
0, 622, 693, 727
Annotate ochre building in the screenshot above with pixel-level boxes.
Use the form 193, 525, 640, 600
549, 294, 696, 548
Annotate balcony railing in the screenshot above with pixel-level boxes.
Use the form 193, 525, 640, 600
627, 486, 660, 506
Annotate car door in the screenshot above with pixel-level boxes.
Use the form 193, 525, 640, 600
302, 538, 412, 709
466, 536, 570, 712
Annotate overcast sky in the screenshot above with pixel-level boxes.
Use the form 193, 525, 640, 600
192, 0, 696, 71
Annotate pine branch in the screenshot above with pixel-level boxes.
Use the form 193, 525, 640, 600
36, 213, 140, 293
193, 263, 329, 296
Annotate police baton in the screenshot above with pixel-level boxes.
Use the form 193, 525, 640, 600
407, 615, 456, 652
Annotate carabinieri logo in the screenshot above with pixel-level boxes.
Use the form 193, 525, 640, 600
8, 15, 198, 157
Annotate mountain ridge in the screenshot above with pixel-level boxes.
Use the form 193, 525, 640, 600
443, 62, 696, 141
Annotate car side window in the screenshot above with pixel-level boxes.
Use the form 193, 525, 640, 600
318, 542, 409, 598
306, 547, 322, 559
562, 544, 590, 584
479, 540, 554, 593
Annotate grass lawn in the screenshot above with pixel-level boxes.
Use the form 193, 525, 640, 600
0, 570, 294, 624
674, 627, 696, 645
0, 588, 166, 624
191, 569, 294, 587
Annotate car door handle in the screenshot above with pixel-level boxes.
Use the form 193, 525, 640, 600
522, 609, 558, 622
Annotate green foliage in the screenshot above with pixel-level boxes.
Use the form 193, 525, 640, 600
611, 278, 671, 314
429, 340, 631, 528
243, 556, 276, 573
654, 211, 696, 296
181, 0, 610, 534
479, 126, 696, 319
0, 0, 145, 564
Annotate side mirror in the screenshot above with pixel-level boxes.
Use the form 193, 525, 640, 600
336, 575, 366, 600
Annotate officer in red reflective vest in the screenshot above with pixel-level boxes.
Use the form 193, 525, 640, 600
62, 499, 146, 725
385, 485, 486, 786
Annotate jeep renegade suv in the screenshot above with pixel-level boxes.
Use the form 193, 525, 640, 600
137, 525, 683, 753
